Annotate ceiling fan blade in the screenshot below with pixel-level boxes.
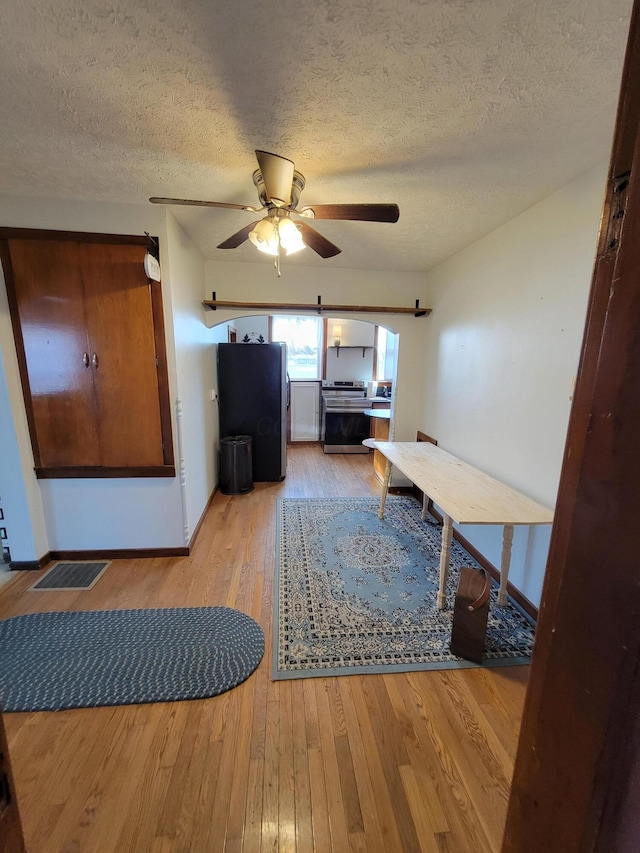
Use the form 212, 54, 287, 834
298, 203, 400, 222
255, 151, 295, 207
297, 222, 341, 258
149, 197, 261, 212
217, 221, 261, 250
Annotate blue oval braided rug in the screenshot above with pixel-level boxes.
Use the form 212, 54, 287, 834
0, 607, 264, 712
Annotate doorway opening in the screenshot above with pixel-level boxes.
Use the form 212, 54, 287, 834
209, 312, 399, 466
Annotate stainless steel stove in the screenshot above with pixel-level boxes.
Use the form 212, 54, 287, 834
321, 380, 372, 453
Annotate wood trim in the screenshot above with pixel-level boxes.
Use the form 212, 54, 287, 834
0, 704, 27, 851
388, 485, 413, 495
204, 298, 431, 316
373, 324, 379, 380
0, 227, 149, 246
8, 557, 50, 572
49, 547, 190, 560
19, 546, 189, 566
0, 240, 44, 467
503, 3, 640, 850
35, 465, 176, 479
149, 277, 175, 467
322, 316, 328, 378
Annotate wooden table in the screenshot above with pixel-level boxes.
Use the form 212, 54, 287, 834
373, 441, 554, 609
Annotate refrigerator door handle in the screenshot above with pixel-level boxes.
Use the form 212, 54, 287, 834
286, 372, 291, 410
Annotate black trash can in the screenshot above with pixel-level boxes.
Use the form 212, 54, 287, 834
219, 435, 254, 495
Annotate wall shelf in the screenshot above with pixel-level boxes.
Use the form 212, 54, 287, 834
329, 345, 373, 357
203, 294, 431, 317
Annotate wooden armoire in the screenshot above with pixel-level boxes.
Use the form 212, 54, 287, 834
0, 229, 174, 478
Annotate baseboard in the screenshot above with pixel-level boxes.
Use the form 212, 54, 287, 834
49, 547, 190, 561
450, 524, 538, 621
188, 487, 218, 550
8, 557, 48, 571
411, 485, 538, 622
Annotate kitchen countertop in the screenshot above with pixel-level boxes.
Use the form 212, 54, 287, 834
364, 408, 391, 419
368, 396, 392, 404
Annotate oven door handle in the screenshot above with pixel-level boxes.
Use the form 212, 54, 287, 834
324, 409, 371, 415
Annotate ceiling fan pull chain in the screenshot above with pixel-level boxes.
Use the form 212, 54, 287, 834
275, 219, 282, 277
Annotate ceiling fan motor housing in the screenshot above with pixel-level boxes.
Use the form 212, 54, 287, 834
252, 169, 306, 210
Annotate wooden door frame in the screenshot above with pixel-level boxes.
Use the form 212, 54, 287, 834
503, 1, 640, 850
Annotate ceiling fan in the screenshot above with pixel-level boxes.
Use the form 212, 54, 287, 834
150, 150, 399, 274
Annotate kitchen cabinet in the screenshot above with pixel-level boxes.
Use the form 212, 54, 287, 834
1, 232, 175, 478
290, 382, 320, 441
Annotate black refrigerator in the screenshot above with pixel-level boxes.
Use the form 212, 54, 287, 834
217, 342, 288, 481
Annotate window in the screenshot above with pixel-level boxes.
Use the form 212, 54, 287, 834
272, 316, 323, 380
376, 325, 395, 380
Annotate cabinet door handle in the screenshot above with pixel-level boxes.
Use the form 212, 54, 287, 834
91, 353, 99, 369
83, 352, 90, 368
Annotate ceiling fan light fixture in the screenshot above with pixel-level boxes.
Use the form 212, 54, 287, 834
249, 216, 306, 257
278, 218, 305, 255
249, 218, 279, 255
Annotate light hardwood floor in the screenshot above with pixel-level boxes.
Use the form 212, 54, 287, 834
1, 445, 528, 852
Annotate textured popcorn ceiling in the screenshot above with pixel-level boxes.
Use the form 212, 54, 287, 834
0, 0, 633, 272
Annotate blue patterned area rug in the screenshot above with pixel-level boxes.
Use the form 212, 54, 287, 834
273, 496, 536, 679
0, 606, 264, 712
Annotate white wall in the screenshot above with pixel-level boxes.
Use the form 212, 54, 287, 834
204, 261, 429, 450
422, 163, 607, 606
326, 318, 376, 382
0, 348, 48, 562
164, 210, 221, 543
0, 195, 207, 553
233, 316, 270, 341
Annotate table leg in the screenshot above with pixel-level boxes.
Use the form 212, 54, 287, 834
378, 459, 392, 519
437, 514, 453, 609
498, 524, 514, 606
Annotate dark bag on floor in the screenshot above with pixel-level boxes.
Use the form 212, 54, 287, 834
450, 567, 491, 664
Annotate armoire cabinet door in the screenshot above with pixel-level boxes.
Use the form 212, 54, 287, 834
6, 238, 102, 468
80, 242, 164, 468
2, 232, 175, 477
